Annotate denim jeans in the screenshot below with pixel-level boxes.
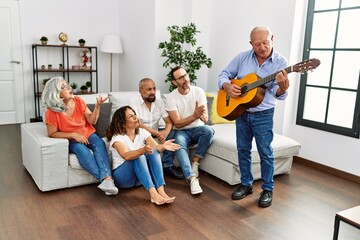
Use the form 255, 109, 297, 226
174, 125, 214, 180
112, 150, 165, 191
236, 108, 275, 191
162, 129, 176, 168
69, 133, 112, 181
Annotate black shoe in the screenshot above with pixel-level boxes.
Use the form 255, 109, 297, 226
163, 166, 184, 179
231, 184, 253, 200
258, 190, 273, 208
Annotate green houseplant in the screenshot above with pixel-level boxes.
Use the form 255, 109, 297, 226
158, 22, 212, 91
80, 85, 88, 93
85, 81, 92, 92
40, 36, 48, 45
70, 83, 78, 93
78, 38, 86, 46
42, 78, 51, 86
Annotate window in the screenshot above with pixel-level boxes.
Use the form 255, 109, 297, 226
297, 0, 360, 138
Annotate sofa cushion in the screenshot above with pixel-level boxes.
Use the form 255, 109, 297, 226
207, 124, 301, 166
87, 102, 112, 137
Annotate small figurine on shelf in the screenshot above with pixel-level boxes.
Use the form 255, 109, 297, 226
70, 83, 78, 93
80, 49, 92, 69
40, 36, 48, 45
78, 38, 86, 47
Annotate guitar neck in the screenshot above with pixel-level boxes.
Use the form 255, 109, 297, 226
247, 65, 294, 90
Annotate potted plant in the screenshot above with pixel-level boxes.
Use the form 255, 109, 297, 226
78, 38, 86, 47
42, 78, 51, 86
40, 36, 48, 45
80, 85, 88, 93
70, 83, 78, 93
85, 81, 92, 92
158, 22, 212, 91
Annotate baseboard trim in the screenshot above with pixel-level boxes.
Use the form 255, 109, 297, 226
294, 156, 360, 184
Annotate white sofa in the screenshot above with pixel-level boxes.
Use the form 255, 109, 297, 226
21, 91, 301, 191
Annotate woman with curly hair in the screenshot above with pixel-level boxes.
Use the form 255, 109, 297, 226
106, 106, 179, 205
42, 76, 118, 195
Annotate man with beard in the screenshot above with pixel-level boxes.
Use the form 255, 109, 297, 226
129, 78, 184, 179
166, 67, 215, 195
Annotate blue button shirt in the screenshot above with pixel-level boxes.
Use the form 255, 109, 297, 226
218, 49, 288, 112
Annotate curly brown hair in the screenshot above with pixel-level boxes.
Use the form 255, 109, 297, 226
105, 106, 139, 141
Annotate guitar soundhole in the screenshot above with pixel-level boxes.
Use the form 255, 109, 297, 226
240, 85, 248, 94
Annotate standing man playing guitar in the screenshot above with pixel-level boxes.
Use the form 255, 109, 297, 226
218, 26, 290, 207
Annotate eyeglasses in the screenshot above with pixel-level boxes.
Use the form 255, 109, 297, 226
61, 84, 71, 90
175, 73, 189, 82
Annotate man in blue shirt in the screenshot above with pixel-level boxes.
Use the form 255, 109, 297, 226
218, 26, 290, 207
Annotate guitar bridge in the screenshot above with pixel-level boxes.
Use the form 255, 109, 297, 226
226, 95, 230, 107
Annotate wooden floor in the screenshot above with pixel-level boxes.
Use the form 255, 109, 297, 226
1, 124, 360, 240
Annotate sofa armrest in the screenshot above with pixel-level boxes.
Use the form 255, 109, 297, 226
21, 122, 69, 191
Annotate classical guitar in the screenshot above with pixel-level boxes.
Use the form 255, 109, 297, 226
217, 58, 320, 120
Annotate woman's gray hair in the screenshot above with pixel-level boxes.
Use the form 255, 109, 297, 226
41, 76, 66, 112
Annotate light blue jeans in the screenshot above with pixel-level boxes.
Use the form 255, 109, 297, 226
236, 108, 275, 191
69, 133, 112, 181
112, 150, 165, 191
162, 129, 176, 168
174, 125, 214, 180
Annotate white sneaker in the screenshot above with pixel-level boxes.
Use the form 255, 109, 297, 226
192, 161, 200, 177
98, 179, 118, 196
190, 178, 203, 195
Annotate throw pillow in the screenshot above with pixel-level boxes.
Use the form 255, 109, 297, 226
206, 95, 214, 125
87, 102, 112, 137
205, 92, 235, 125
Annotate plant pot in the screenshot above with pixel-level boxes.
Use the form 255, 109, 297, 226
79, 43, 85, 47
41, 41, 47, 45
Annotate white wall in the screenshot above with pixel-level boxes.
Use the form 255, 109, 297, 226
284, 0, 360, 177
206, 0, 296, 134
18, 0, 360, 177
19, 0, 121, 121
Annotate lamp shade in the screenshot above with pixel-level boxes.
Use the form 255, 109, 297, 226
100, 35, 123, 54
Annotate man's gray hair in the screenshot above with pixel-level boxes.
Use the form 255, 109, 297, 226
250, 26, 272, 39
41, 76, 66, 112
138, 78, 154, 89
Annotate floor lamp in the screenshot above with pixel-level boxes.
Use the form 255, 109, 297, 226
100, 35, 123, 92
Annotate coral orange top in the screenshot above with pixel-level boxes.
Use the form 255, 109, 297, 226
45, 96, 95, 139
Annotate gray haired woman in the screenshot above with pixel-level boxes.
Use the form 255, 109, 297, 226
42, 76, 118, 195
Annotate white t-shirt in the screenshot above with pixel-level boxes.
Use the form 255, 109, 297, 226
109, 128, 151, 170
166, 86, 207, 130
129, 93, 168, 130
